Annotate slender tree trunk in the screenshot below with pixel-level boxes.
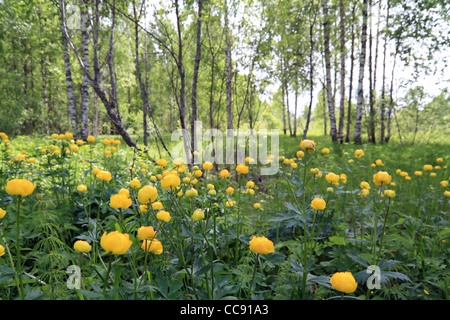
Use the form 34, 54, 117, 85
132, 0, 150, 146
286, 83, 292, 136
175, 0, 191, 164
303, 7, 316, 140
380, 1, 390, 144
338, 0, 346, 143
281, 79, 287, 135
293, 86, 298, 137
191, 0, 203, 158
345, 1, 356, 143
322, 0, 337, 141
225, 0, 233, 132
354, 0, 368, 144
80, 3, 90, 139
60, 0, 138, 148
92, 0, 100, 137
386, 47, 398, 144
60, 0, 78, 137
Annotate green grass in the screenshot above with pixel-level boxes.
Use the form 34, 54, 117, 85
0, 132, 449, 301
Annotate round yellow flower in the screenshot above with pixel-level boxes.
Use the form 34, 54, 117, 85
360, 181, 370, 190
373, 171, 392, 186
310, 197, 326, 210
226, 187, 234, 194
100, 231, 132, 255
87, 135, 96, 143
0, 208, 6, 219
192, 209, 205, 221
160, 174, 181, 190
299, 139, 316, 152
73, 240, 92, 253
137, 226, 157, 240
321, 148, 330, 154
130, 178, 141, 189
138, 185, 158, 204
77, 184, 87, 192
0, 245, 5, 257
152, 201, 164, 210
296, 150, 304, 158
253, 203, 261, 209
330, 271, 358, 294
375, 159, 383, 166
236, 164, 249, 174
185, 188, 198, 198
225, 200, 236, 207
5, 179, 35, 196
110, 193, 132, 209
354, 149, 364, 158
440, 180, 449, 188
219, 169, 231, 178
141, 239, 163, 254
249, 236, 274, 254
157, 159, 167, 167
156, 210, 171, 222
384, 189, 396, 198
325, 172, 340, 185
436, 157, 443, 163
444, 190, 450, 197
423, 164, 433, 171
414, 171, 423, 176
96, 170, 112, 181
359, 189, 370, 197
202, 161, 213, 171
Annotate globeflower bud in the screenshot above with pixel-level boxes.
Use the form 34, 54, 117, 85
330, 271, 358, 294
73, 240, 92, 253
249, 236, 274, 254
191, 209, 205, 221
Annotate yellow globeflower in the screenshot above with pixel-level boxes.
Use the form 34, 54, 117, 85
423, 164, 433, 171
192, 209, 205, 221
96, 170, 112, 181
138, 185, 158, 204
373, 171, 392, 186
219, 169, 231, 178
360, 181, 370, 190
436, 157, 443, 163
130, 178, 141, 189
152, 201, 164, 210
325, 172, 340, 185
160, 174, 181, 190
444, 190, 450, 197
330, 271, 358, 294
299, 139, 316, 152
157, 159, 167, 167
77, 184, 88, 192
73, 240, 92, 253
137, 226, 157, 240
100, 231, 132, 255
236, 164, 249, 174
87, 135, 96, 143
359, 189, 370, 197
110, 193, 132, 209
253, 203, 261, 209
310, 197, 326, 210
226, 187, 234, 194
440, 180, 449, 188
375, 159, 383, 166
246, 181, 255, 188
202, 161, 213, 171
185, 188, 198, 198
321, 148, 330, 154
296, 150, 305, 158
249, 236, 274, 254
0, 208, 6, 219
354, 149, 365, 158
156, 210, 171, 222
5, 179, 35, 197
414, 171, 423, 176
384, 189, 396, 198
0, 245, 5, 256
141, 239, 163, 254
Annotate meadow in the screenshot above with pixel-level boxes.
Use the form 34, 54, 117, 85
0, 131, 449, 300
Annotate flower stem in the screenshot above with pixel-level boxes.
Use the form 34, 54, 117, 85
247, 253, 259, 300
16, 195, 24, 300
